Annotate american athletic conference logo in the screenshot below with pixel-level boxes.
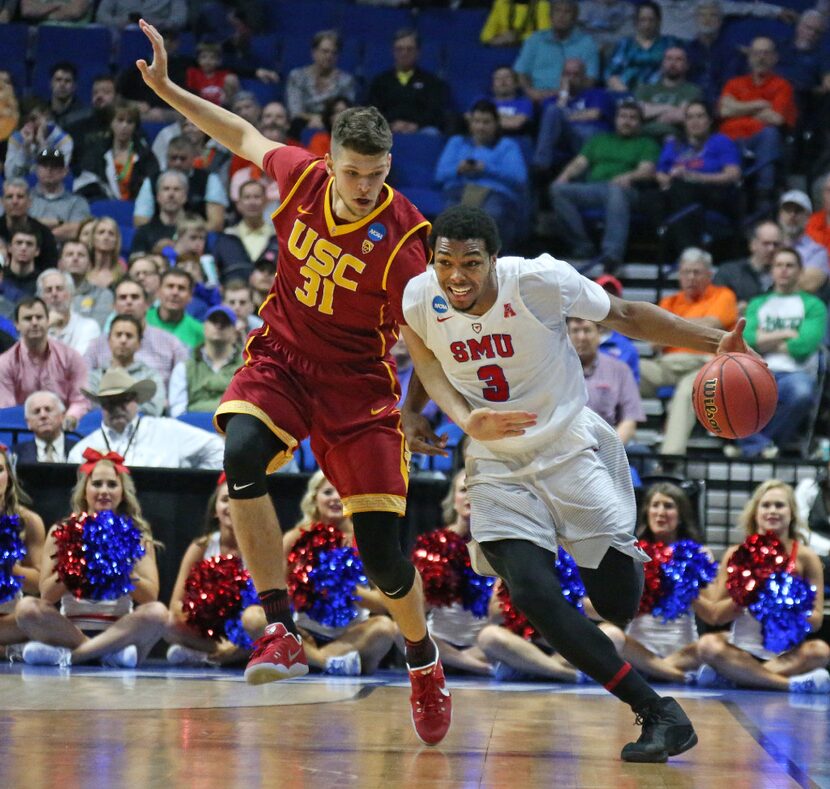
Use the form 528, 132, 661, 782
432, 295, 449, 313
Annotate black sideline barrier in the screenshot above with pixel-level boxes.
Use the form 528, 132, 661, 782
16, 465, 450, 605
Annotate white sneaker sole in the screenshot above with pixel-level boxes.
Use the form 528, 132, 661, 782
244, 661, 309, 685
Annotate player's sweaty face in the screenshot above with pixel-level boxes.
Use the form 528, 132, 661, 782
433, 237, 497, 315
326, 148, 391, 221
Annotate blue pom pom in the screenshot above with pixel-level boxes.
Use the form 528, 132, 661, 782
749, 571, 815, 653
82, 510, 145, 601
460, 567, 495, 618
555, 547, 585, 613
652, 540, 718, 623
224, 576, 259, 649
305, 547, 367, 629
0, 514, 25, 604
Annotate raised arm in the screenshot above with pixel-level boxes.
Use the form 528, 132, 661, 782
136, 20, 279, 168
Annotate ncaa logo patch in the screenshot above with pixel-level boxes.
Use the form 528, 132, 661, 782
432, 295, 449, 313
368, 223, 386, 243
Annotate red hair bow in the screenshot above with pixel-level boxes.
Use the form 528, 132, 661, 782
79, 448, 130, 476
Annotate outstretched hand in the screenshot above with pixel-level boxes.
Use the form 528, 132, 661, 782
135, 19, 170, 94
401, 411, 449, 457
716, 318, 760, 359
463, 408, 537, 441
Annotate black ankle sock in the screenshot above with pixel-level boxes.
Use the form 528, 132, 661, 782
405, 633, 436, 669
604, 661, 661, 710
259, 588, 297, 634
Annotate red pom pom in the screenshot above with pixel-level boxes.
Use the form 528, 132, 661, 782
411, 528, 469, 608
182, 554, 251, 640
637, 540, 673, 614
286, 523, 347, 612
726, 532, 788, 607
497, 582, 537, 640
53, 513, 92, 599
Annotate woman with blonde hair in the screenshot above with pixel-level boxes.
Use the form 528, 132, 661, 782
282, 471, 397, 676
87, 216, 127, 289
0, 445, 45, 650
15, 450, 168, 667
696, 479, 830, 692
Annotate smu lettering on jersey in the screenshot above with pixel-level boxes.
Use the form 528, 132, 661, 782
260, 146, 430, 364
402, 255, 610, 456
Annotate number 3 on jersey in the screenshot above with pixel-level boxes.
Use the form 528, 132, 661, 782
478, 364, 509, 402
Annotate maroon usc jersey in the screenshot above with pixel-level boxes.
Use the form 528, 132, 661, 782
259, 146, 430, 363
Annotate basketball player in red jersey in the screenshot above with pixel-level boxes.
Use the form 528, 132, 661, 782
137, 19, 454, 745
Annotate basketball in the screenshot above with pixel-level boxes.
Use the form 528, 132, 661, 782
692, 353, 778, 440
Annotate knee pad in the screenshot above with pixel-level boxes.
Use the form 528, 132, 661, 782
223, 414, 286, 499
353, 512, 416, 599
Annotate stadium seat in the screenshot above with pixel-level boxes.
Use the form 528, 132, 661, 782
296, 437, 319, 471
266, 0, 341, 35
90, 199, 135, 227
239, 78, 282, 107
177, 411, 218, 433
75, 408, 102, 437
0, 404, 29, 448
119, 225, 135, 257
31, 25, 112, 102
249, 34, 281, 71
415, 7, 489, 44
141, 121, 167, 145
0, 24, 29, 95
388, 132, 446, 219
116, 26, 152, 70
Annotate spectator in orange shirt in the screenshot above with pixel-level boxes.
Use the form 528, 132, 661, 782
806, 174, 830, 255
639, 247, 738, 457
718, 37, 796, 212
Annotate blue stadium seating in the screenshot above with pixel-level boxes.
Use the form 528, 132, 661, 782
76, 408, 102, 437
177, 411, 218, 433
266, 0, 342, 35
239, 78, 282, 107
90, 199, 135, 227
388, 132, 446, 219
0, 405, 29, 448
0, 24, 29, 95
117, 26, 152, 71
296, 437, 319, 471
31, 25, 112, 103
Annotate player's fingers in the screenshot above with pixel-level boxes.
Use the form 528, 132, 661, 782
410, 439, 450, 457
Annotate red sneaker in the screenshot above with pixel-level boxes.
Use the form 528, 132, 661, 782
408, 657, 452, 745
244, 623, 309, 685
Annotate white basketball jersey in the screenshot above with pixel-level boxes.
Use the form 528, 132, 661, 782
402, 255, 610, 456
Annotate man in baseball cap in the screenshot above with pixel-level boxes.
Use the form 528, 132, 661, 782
778, 189, 829, 293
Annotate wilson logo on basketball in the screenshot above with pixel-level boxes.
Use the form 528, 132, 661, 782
701, 377, 721, 434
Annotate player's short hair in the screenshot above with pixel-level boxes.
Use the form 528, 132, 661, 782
331, 106, 392, 156
429, 205, 501, 257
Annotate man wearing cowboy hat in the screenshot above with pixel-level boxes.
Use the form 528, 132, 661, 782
68, 368, 224, 469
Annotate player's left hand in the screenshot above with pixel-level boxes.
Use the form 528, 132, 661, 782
401, 410, 449, 457
717, 318, 762, 360
463, 408, 537, 441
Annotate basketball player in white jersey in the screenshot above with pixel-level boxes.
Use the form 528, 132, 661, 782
400, 205, 752, 763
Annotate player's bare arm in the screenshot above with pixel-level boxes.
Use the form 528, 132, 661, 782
400, 326, 537, 442
400, 370, 449, 457
136, 19, 279, 168
601, 296, 754, 357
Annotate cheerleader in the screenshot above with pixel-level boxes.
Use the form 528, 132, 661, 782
165, 472, 265, 666
283, 472, 397, 676
420, 470, 493, 676
623, 482, 714, 683
0, 445, 45, 649
15, 449, 168, 667
697, 479, 830, 692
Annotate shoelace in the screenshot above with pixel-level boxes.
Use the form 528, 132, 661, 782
412, 670, 445, 713
248, 633, 275, 660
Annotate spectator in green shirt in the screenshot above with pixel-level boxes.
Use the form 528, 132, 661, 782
145, 267, 204, 349
734, 246, 828, 459
550, 99, 660, 272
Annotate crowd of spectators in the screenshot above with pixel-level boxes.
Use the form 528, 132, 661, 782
0, 0, 828, 477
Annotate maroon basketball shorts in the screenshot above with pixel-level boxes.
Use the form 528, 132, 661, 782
215, 328, 410, 516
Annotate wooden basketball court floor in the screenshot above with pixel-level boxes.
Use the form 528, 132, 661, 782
0, 663, 827, 788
